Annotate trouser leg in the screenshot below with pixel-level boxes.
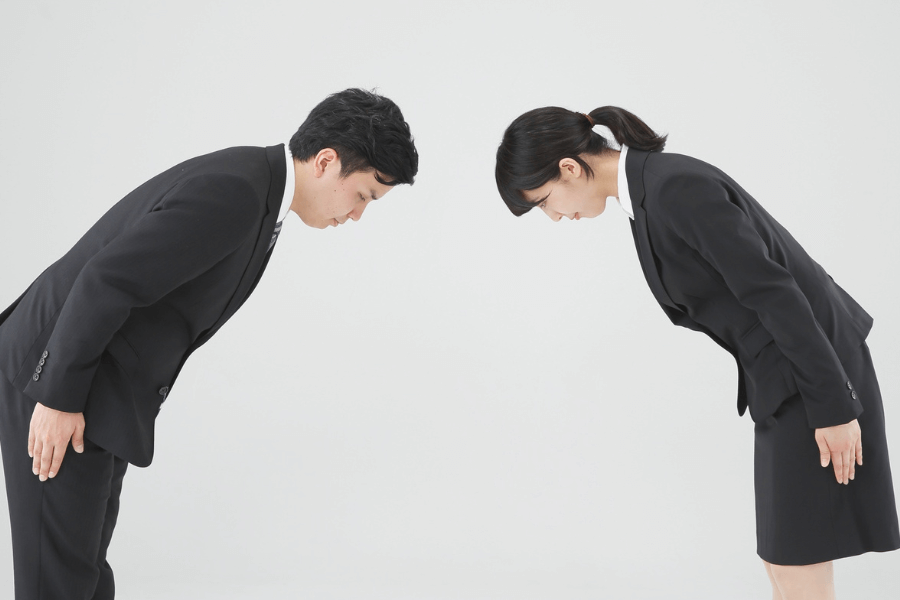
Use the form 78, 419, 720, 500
0, 375, 128, 600
91, 457, 127, 600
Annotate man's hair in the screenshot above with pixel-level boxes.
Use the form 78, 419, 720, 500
289, 88, 418, 186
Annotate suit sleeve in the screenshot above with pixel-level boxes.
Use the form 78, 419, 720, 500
654, 173, 862, 428
24, 173, 261, 413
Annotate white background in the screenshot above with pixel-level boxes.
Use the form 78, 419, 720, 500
1, 1, 899, 598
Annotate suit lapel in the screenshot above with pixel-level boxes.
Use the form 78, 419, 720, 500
626, 149, 680, 310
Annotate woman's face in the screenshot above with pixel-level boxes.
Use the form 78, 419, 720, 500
521, 158, 608, 222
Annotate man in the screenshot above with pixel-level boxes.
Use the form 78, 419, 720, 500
0, 88, 418, 599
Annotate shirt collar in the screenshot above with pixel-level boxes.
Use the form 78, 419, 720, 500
614, 144, 634, 220
277, 143, 295, 223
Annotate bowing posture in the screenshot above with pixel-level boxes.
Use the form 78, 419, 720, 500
494, 106, 899, 599
0, 88, 418, 600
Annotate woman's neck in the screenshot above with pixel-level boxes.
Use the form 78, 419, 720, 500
583, 150, 621, 199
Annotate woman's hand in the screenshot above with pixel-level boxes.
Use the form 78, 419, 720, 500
814, 419, 862, 485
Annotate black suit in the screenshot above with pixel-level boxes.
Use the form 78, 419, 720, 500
0, 144, 286, 598
624, 148, 899, 564
626, 148, 868, 428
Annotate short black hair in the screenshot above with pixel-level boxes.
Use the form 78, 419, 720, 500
289, 88, 418, 186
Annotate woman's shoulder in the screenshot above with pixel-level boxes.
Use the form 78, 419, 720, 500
643, 150, 723, 181
638, 151, 740, 220
640, 151, 735, 199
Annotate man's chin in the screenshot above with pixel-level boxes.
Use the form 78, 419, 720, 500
298, 216, 329, 229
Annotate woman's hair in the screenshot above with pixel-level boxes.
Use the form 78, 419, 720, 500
495, 106, 666, 216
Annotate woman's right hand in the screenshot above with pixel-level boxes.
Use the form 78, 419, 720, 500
814, 419, 862, 485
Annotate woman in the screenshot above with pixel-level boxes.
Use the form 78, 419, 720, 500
494, 107, 900, 599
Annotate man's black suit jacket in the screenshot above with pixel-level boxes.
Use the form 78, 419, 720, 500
626, 149, 869, 429
0, 144, 286, 466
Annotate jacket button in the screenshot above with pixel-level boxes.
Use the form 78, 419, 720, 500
158, 386, 169, 397
35, 365, 42, 374
846, 381, 853, 390
32, 373, 39, 382
38, 358, 45, 366
851, 391, 859, 400
41, 350, 49, 359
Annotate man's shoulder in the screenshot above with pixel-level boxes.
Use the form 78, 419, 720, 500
150, 145, 279, 191
180, 145, 274, 172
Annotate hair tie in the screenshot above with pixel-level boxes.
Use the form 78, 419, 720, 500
581, 112, 595, 127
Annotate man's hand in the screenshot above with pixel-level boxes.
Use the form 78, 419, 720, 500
27, 402, 85, 481
814, 419, 862, 485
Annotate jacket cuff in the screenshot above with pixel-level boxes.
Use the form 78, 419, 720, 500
803, 380, 865, 429
20, 348, 89, 414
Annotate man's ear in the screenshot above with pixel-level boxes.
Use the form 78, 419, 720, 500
558, 157, 583, 180
313, 148, 340, 178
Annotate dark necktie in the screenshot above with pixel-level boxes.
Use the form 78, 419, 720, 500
268, 220, 283, 252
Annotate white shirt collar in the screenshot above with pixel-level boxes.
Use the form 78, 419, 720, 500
613, 144, 634, 219
277, 143, 295, 223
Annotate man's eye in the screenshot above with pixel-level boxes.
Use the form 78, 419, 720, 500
539, 201, 546, 209
360, 194, 367, 202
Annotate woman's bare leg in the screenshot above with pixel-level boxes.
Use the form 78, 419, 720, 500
764, 561, 784, 600
764, 560, 835, 600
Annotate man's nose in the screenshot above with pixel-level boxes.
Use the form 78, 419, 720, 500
350, 203, 367, 221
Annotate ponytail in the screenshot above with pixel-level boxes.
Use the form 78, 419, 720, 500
495, 105, 666, 216
586, 106, 666, 152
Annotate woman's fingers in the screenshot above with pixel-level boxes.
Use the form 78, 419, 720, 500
831, 450, 845, 485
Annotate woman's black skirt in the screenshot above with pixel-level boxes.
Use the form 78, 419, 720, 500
754, 343, 900, 565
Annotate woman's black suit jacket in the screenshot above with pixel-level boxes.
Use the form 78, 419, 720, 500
0, 145, 286, 467
626, 149, 869, 429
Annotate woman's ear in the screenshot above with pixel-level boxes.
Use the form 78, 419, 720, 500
558, 157, 583, 181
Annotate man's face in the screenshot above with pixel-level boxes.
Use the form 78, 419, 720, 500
295, 149, 394, 229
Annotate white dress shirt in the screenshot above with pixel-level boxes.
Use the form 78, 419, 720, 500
277, 143, 295, 224
612, 144, 634, 220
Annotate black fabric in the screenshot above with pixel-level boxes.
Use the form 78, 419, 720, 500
0, 375, 128, 600
0, 145, 286, 598
0, 145, 286, 467
754, 343, 900, 564
625, 149, 899, 562
626, 149, 871, 428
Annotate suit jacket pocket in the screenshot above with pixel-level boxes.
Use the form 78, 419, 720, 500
739, 321, 774, 358
102, 332, 139, 380
738, 323, 799, 422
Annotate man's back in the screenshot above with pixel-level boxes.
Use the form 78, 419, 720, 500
0, 145, 285, 465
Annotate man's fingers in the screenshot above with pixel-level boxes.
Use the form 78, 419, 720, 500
27, 426, 35, 459
48, 443, 67, 479
841, 450, 851, 484
38, 444, 53, 482
857, 437, 863, 466
72, 422, 85, 454
32, 440, 43, 475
